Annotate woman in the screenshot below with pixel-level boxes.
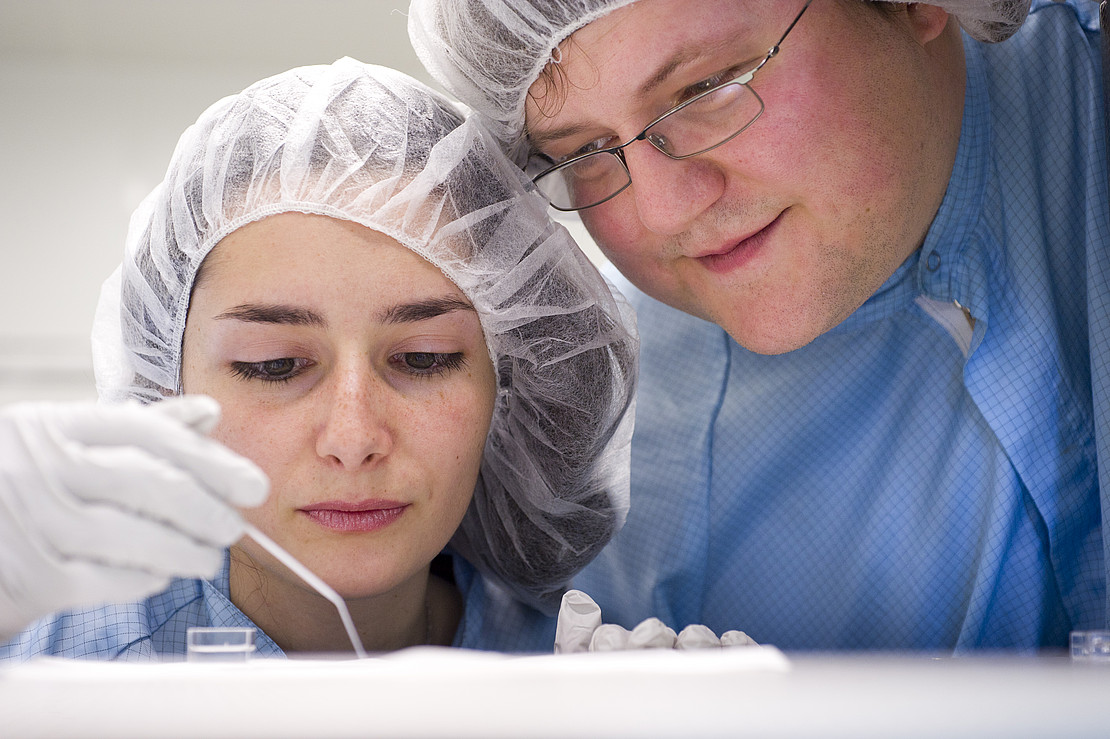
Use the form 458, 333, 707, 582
1, 58, 636, 659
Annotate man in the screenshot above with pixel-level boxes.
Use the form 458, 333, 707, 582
410, 0, 1109, 651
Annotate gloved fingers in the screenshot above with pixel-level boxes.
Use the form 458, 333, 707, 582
40, 501, 231, 578
551, 588, 738, 653
17, 560, 174, 617
150, 394, 222, 435
41, 503, 228, 576
675, 623, 722, 649
48, 561, 176, 610
0, 486, 224, 639
554, 589, 604, 653
0, 469, 237, 575
54, 398, 269, 509
0, 558, 175, 642
589, 618, 677, 651
720, 630, 759, 647
0, 398, 250, 637
626, 617, 677, 648
588, 623, 634, 651
50, 443, 254, 545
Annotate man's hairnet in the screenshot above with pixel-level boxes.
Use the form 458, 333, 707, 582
408, 0, 1033, 162
91, 57, 638, 614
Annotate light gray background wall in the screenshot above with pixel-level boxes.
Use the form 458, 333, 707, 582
0, 0, 600, 405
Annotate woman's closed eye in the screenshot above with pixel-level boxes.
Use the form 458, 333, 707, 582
391, 351, 466, 377
230, 357, 313, 383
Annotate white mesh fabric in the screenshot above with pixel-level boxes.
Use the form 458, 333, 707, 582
90, 58, 638, 614
884, 0, 1033, 42
408, 0, 1033, 162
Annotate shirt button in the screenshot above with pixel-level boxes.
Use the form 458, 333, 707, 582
927, 250, 942, 272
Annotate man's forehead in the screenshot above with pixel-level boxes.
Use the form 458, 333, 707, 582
566, 0, 776, 45
633, 34, 761, 102
527, 0, 773, 140
562, 0, 775, 84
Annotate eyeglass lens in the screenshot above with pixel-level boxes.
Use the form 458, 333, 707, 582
534, 81, 764, 211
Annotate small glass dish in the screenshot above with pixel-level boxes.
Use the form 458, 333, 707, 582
187, 627, 257, 663
1070, 630, 1110, 663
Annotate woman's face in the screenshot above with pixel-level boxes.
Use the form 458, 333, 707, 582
181, 212, 496, 599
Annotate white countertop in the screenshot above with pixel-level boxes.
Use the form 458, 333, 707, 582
2, 646, 1107, 738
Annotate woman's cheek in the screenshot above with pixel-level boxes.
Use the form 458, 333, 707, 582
209, 401, 282, 477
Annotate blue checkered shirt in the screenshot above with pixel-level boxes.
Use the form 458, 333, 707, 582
0, 551, 554, 660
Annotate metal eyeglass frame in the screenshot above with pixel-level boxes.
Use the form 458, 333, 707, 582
531, 0, 813, 211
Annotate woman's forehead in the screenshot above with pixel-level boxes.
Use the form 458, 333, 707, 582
199, 213, 469, 307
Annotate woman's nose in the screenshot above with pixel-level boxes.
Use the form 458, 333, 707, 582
621, 142, 724, 235
315, 364, 393, 470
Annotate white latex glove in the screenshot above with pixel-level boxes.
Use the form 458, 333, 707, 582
0, 396, 269, 640
554, 589, 758, 653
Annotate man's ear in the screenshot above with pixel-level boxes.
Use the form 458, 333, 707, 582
904, 3, 954, 45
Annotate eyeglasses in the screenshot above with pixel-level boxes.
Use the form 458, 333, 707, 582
529, 0, 813, 212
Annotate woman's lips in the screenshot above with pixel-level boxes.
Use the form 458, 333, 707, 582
300, 500, 408, 533
697, 212, 784, 275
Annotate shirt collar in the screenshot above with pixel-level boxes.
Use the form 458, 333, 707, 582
831, 35, 993, 336
913, 35, 993, 318
200, 550, 286, 656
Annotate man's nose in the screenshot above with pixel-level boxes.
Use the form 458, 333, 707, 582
315, 363, 394, 470
621, 141, 724, 235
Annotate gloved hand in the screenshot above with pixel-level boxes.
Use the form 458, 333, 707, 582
0, 396, 269, 641
554, 589, 758, 653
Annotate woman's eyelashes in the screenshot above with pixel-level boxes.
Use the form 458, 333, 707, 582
230, 357, 313, 383
390, 351, 466, 377
228, 352, 467, 384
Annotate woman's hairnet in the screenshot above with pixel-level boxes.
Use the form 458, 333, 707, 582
91, 57, 638, 614
407, 0, 1033, 162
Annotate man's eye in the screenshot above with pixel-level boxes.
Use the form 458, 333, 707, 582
528, 151, 558, 173
676, 60, 757, 104
230, 357, 309, 383
530, 136, 615, 170
679, 73, 731, 102
569, 137, 613, 159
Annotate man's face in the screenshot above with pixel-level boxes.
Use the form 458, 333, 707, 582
525, 0, 965, 354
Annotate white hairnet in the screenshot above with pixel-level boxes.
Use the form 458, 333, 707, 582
90, 57, 638, 614
408, 0, 1033, 162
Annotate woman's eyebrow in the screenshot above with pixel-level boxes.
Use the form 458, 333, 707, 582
379, 296, 475, 324
214, 303, 326, 326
